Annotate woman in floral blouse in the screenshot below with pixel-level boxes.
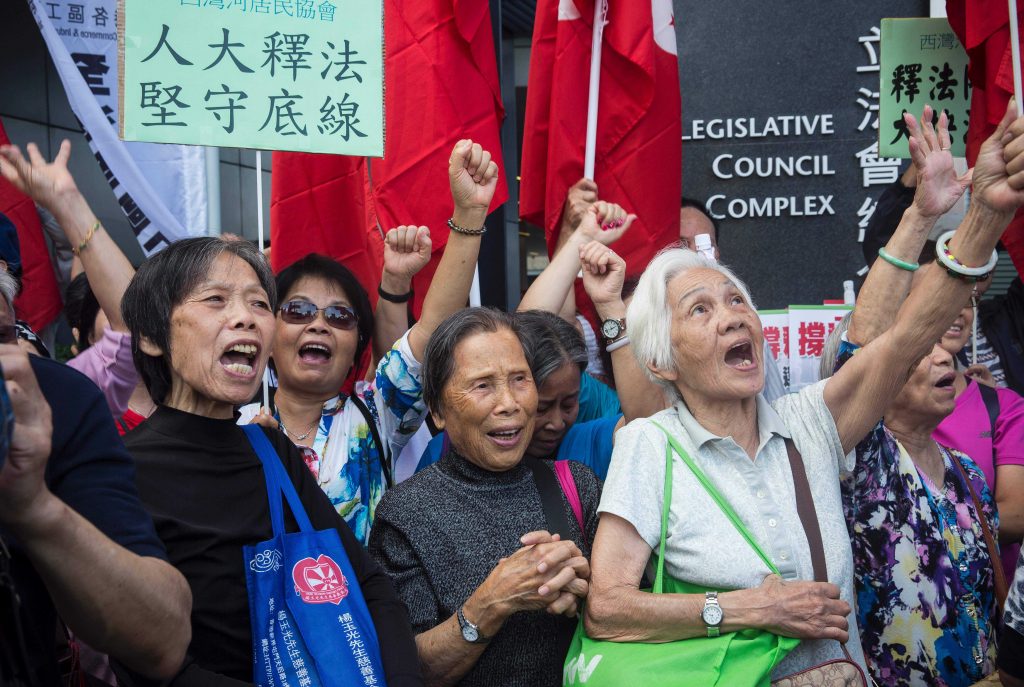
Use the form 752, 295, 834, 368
836, 108, 1003, 686
241, 138, 501, 544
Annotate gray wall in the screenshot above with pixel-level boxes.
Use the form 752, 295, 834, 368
0, 0, 270, 268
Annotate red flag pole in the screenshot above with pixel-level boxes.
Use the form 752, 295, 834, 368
584, 0, 609, 178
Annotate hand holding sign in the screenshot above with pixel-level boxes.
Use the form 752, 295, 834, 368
449, 139, 499, 213
907, 105, 973, 219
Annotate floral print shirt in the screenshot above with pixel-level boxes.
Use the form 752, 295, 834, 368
240, 332, 428, 545
837, 341, 999, 687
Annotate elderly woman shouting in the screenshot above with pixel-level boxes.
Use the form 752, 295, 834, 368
369, 308, 602, 687
111, 237, 421, 685
580, 104, 1024, 685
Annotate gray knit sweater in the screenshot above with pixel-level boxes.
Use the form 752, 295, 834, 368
368, 451, 601, 687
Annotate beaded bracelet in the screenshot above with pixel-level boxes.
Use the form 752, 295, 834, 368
877, 247, 919, 272
935, 230, 998, 282
72, 221, 100, 257
447, 217, 487, 236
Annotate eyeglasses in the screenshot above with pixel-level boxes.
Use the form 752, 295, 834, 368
279, 300, 358, 330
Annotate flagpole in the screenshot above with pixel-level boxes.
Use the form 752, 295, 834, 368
1011, 0, 1023, 108
584, 0, 609, 178
256, 149, 269, 409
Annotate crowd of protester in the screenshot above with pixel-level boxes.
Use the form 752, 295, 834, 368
1, 102, 1024, 687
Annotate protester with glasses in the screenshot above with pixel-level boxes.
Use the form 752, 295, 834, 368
240, 138, 501, 545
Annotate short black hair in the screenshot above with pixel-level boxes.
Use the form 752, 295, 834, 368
65, 272, 101, 351
515, 310, 587, 387
122, 237, 276, 405
422, 307, 522, 418
680, 196, 720, 240
274, 254, 374, 370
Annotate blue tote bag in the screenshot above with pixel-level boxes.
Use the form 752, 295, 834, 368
242, 425, 387, 687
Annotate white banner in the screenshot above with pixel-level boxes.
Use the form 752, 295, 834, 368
787, 305, 852, 391
27, 0, 207, 255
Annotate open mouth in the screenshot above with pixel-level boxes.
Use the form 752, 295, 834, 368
724, 341, 756, 370
298, 342, 332, 364
487, 427, 523, 448
944, 323, 965, 338
934, 372, 956, 389
220, 342, 258, 377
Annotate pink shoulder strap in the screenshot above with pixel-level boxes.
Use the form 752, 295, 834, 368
554, 460, 585, 533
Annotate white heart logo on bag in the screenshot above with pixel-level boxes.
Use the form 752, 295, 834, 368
292, 554, 350, 605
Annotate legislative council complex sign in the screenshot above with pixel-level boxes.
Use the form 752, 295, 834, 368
118, 0, 384, 156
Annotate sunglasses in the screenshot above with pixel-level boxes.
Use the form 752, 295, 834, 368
279, 300, 358, 330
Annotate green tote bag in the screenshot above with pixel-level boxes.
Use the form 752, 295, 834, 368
562, 422, 799, 687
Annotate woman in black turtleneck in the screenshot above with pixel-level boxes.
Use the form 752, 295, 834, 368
120, 237, 421, 686
368, 308, 601, 687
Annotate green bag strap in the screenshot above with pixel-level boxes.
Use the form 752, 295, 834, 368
649, 421, 781, 580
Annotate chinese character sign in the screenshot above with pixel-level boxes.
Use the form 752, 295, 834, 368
879, 17, 971, 159
787, 305, 851, 391
758, 309, 791, 392
119, 0, 384, 156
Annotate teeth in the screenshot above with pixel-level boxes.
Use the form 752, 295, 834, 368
225, 363, 253, 375
302, 343, 329, 353
230, 344, 257, 355
742, 359, 751, 366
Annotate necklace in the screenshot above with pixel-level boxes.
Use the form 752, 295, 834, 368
279, 416, 318, 442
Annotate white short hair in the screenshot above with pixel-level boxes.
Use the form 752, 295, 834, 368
627, 248, 756, 395
0, 269, 17, 311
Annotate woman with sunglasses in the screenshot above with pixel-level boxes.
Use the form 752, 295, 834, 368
241, 138, 500, 545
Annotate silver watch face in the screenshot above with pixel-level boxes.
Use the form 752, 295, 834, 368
601, 319, 621, 339
702, 604, 723, 626
462, 624, 479, 642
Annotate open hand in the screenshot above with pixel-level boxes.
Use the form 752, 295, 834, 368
383, 225, 432, 283
756, 574, 851, 643
580, 240, 627, 308
449, 139, 499, 212
0, 140, 79, 212
974, 101, 1024, 213
907, 106, 972, 219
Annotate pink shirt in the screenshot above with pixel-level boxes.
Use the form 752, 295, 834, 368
934, 380, 1024, 582
67, 328, 138, 417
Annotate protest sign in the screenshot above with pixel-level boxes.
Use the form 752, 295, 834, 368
787, 305, 851, 391
119, 0, 384, 156
879, 17, 972, 158
758, 309, 791, 391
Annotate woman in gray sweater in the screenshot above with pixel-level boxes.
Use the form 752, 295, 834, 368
369, 308, 601, 686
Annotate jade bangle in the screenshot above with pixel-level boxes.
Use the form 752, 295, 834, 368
877, 247, 919, 272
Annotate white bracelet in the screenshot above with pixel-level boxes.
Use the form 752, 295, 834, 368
935, 230, 999, 277
605, 335, 631, 352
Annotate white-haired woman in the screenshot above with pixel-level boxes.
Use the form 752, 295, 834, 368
582, 105, 1024, 683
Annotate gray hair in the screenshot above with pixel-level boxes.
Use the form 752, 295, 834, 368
515, 310, 588, 388
121, 237, 276, 405
818, 311, 853, 381
0, 269, 17, 310
627, 248, 755, 396
422, 307, 522, 418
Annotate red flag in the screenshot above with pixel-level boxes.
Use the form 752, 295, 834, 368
0, 120, 62, 331
269, 152, 383, 298
520, 0, 681, 274
369, 0, 507, 316
947, 0, 1024, 274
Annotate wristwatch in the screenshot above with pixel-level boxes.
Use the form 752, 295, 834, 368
600, 317, 626, 343
457, 605, 490, 644
701, 591, 723, 637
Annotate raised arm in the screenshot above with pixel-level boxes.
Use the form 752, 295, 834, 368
518, 197, 634, 316
406, 140, 499, 361
825, 103, 1024, 453
848, 106, 973, 346
374, 225, 432, 360
0, 141, 135, 332
579, 238, 666, 421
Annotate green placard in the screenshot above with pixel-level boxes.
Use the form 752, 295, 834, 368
119, 0, 383, 156
879, 17, 971, 159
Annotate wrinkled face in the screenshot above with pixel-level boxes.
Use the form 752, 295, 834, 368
679, 206, 719, 259
155, 253, 275, 417
526, 362, 581, 459
657, 268, 764, 403
436, 329, 538, 472
889, 343, 957, 423
272, 276, 360, 398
